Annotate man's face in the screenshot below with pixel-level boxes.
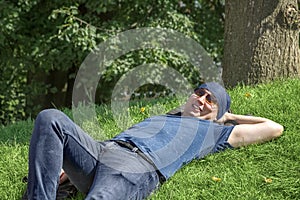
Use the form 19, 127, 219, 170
182, 89, 218, 120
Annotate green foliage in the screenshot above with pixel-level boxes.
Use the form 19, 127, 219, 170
0, 0, 224, 124
0, 65, 26, 124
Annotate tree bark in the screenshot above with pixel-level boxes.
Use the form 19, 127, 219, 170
222, 0, 300, 87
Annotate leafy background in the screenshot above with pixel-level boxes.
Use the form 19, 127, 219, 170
0, 0, 225, 125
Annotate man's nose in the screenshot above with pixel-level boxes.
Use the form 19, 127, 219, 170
198, 93, 207, 103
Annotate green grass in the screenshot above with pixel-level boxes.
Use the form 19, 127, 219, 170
1, 78, 300, 199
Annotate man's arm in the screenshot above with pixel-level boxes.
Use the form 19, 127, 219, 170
220, 112, 284, 148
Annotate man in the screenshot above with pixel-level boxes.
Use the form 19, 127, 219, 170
26, 82, 283, 199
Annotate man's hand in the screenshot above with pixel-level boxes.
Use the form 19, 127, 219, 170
59, 170, 68, 184
215, 112, 231, 124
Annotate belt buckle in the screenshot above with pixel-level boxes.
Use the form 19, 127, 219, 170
132, 147, 138, 153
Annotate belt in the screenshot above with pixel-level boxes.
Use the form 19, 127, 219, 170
113, 140, 166, 184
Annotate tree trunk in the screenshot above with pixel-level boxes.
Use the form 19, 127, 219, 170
222, 0, 300, 87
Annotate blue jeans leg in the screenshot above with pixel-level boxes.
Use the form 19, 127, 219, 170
85, 142, 160, 200
27, 109, 104, 199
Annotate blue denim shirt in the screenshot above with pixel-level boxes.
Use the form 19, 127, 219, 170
112, 115, 234, 180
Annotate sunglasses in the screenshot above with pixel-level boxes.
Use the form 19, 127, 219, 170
194, 89, 216, 105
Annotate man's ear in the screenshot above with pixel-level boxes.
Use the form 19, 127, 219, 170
212, 103, 218, 109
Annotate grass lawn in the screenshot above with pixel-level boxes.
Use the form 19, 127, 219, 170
0, 78, 299, 199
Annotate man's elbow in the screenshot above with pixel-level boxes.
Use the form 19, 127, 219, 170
272, 123, 284, 139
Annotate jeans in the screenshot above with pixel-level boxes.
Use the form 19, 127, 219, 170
27, 109, 160, 200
